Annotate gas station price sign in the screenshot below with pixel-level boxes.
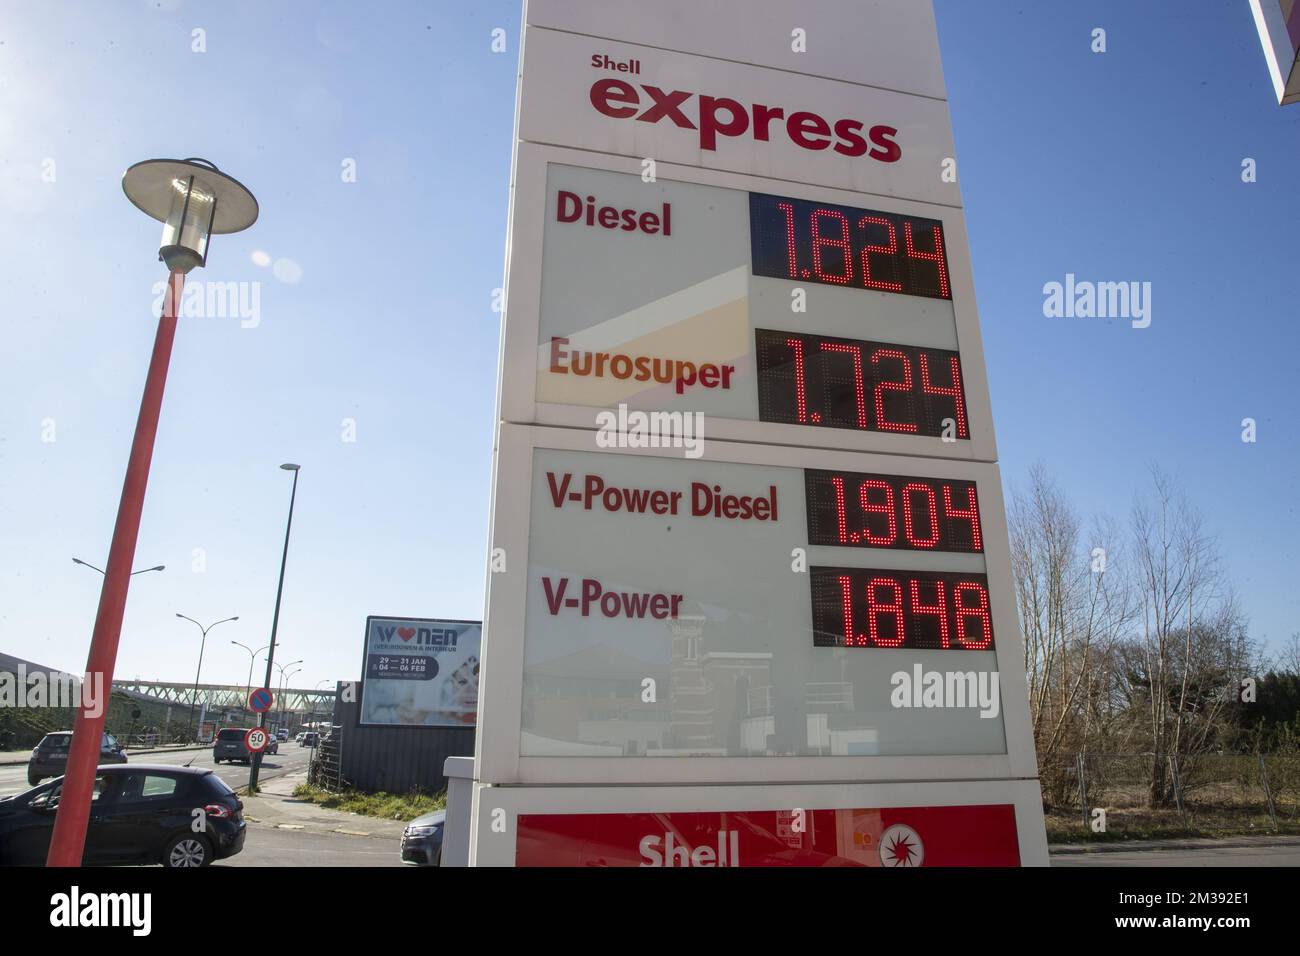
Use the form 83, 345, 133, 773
477, 0, 1049, 868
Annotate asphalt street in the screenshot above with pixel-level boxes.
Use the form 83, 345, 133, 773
0, 741, 315, 797
216, 821, 405, 867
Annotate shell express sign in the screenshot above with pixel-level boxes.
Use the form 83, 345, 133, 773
473, 0, 1047, 867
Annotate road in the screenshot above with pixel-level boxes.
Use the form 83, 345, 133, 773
0, 742, 314, 797
217, 823, 405, 867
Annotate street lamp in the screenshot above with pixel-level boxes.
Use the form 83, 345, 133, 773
231, 640, 273, 704
275, 659, 304, 730
177, 614, 239, 740
72, 557, 165, 576
122, 158, 259, 274
276, 665, 301, 733
249, 464, 300, 791
313, 679, 332, 730
47, 158, 257, 868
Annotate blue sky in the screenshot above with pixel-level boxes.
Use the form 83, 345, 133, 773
0, 0, 1295, 693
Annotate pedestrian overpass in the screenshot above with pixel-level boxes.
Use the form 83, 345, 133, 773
112, 678, 335, 716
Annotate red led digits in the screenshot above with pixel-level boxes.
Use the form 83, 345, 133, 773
810, 209, 854, 284
953, 581, 993, 649
858, 215, 903, 292
755, 330, 970, 440
871, 348, 918, 433
777, 202, 799, 280
812, 567, 996, 650
919, 353, 968, 439
910, 578, 950, 649
865, 576, 905, 646
942, 483, 982, 551
858, 479, 896, 545
903, 221, 950, 299
820, 341, 867, 429
838, 574, 864, 646
805, 470, 983, 553
831, 476, 849, 544
786, 336, 808, 423
751, 193, 952, 300
901, 482, 940, 549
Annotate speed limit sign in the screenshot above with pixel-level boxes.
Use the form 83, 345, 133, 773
244, 727, 271, 753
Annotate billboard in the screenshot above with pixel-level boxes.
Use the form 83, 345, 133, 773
359, 616, 481, 727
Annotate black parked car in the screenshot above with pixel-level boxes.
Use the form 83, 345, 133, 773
400, 810, 445, 866
0, 765, 246, 867
28, 731, 127, 786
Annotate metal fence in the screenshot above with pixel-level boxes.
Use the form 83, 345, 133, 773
307, 723, 347, 792
1047, 752, 1300, 838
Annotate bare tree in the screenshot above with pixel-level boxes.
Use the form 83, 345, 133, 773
1128, 467, 1246, 805
1009, 465, 1132, 802
1276, 633, 1300, 676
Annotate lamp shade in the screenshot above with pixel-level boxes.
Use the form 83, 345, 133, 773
122, 158, 257, 273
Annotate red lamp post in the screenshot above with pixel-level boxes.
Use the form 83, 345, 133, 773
46, 159, 257, 867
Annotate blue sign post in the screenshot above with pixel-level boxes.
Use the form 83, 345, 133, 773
249, 687, 274, 714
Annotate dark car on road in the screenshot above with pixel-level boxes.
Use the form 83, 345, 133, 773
212, 727, 277, 764
0, 765, 245, 867
28, 731, 127, 786
400, 810, 445, 866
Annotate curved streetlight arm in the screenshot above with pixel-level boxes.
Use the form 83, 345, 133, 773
74, 557, 162, 576
178, 614, 239, 739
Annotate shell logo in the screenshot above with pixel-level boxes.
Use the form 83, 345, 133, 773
878, 824, 924, 867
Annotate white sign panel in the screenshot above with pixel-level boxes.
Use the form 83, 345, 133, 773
522, 446, 1005, 758
518, 27, 959, 206
476, 423, 1037, 787
530, 163, 987, 449
525, 0, 949, 97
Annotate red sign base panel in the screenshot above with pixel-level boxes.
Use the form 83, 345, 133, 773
516, 804, 1019, 867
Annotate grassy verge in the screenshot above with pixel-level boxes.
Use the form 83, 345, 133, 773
291, 782, 445, 822
1046, 813, 1300, 843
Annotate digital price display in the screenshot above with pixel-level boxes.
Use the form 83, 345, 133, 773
755, 329, 968, 438
750, 192, 951, 299
811, 567, 995, 650
805, 470, 982, 553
